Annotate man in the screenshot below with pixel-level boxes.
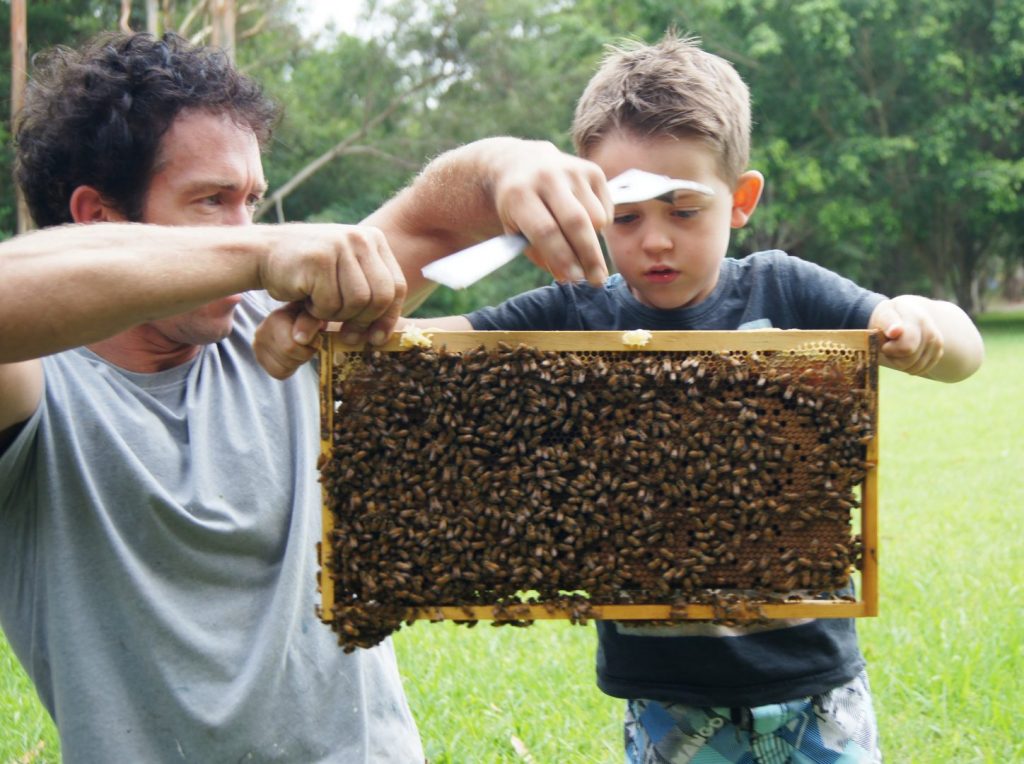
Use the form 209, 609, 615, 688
0, 32, 611, 761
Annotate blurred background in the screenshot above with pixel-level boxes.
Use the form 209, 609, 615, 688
2, 0, 1022, 319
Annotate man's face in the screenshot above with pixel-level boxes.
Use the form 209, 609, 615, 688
141, 109, 267, 347
589, 133, 737, 311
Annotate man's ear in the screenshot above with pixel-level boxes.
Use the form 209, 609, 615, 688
730, 171, 764, 229
69, 186, 128, 224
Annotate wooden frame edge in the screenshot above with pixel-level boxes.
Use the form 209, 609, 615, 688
318, 330, 880, 624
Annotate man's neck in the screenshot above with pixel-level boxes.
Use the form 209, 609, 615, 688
87, 327, 201, 373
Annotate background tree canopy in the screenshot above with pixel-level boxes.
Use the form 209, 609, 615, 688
2, 0, 1021, 316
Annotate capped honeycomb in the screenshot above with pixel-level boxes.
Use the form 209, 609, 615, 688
318, 331, 879, 651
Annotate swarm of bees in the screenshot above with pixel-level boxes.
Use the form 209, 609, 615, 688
320, 340, 875, 651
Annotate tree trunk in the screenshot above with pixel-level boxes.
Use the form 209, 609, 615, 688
146, 0, 161, 35
10, 0, 33, 233
210, 0, 236, 60
119, 0, 132, 32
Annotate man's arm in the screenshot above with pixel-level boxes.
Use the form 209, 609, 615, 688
254, 138, 612, 379
0, 220, 406, 429
0, 222, 407, 363
868, 295, 984, 382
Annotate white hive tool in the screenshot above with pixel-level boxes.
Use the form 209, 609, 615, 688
420, 168, 715, 290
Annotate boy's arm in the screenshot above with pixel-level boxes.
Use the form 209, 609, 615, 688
398, 316, 473, 331
868, 295, 984, 382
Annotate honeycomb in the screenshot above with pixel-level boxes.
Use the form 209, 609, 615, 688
318, 331, 879, 651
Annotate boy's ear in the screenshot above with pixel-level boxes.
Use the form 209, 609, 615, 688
69, 185, 128, 224
730, 171, 764, 229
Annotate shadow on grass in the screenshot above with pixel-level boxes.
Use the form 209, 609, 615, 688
976, 309, 1024, 336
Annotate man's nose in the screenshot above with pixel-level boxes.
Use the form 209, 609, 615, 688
223, 204, 254, 227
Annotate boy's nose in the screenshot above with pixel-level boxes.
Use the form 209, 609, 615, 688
640, 224, 673, 255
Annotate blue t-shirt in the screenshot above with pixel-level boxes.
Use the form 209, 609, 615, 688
467, 251, 886, 706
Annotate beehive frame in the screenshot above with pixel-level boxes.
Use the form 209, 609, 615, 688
318, 331, 879, 646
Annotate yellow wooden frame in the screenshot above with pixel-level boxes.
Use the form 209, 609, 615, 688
318, 330, 879, 623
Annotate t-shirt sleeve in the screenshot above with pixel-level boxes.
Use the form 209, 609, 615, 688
243, 290, 282, 316
783, 256, 887, 329
0, 398, 43, 512
464, 284, 570, 330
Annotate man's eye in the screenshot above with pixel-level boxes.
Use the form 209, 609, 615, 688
613, 213, 638, 225
246, 195, 262, 208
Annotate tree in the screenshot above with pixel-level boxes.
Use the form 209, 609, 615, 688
615, 0, 1024, 313
2, 0, 123, 238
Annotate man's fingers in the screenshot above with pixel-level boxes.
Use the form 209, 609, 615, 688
544, 179, 610, 286
291, 309, 325, 346
366, 244, 408, 345
495, 152, 611, 286
330, 230, 404, 344
254, 303, 321, 380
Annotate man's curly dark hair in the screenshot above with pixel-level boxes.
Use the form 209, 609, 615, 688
14, 32, 280, 228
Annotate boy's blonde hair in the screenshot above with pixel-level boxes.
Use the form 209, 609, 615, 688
571, 33, 751, 186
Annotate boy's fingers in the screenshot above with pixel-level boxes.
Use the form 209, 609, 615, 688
870, 300, 904, 340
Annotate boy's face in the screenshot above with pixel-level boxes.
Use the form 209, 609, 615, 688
590, 133, 758, 311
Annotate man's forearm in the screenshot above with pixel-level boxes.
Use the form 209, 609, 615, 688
364, 139, 513, 301
0, 223, 265, 362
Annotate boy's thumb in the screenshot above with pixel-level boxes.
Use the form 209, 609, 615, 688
884, 321, 904, 341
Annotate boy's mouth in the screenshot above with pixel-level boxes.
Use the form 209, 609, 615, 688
643, 265, 679, 284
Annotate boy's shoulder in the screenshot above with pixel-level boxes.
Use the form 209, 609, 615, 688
727, 250, 847, 286
729, 249, 799, 271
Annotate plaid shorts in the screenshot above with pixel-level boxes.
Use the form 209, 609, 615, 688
624, 670, 881, 764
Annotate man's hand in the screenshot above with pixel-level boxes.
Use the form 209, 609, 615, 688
254, 224, 406, 379
366, 138, 614, 307
487, 140, 613, 286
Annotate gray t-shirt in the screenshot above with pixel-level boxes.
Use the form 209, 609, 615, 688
0, 292, 423, 762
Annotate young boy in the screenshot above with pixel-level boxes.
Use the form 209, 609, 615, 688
405, 34, 984, 762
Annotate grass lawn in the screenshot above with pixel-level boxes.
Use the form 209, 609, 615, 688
2, 314, 1021, 763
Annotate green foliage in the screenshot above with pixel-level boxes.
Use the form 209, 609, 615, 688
1, 0, 121, 234
2, 0, 1021, 305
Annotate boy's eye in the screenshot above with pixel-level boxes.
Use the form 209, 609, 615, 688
613, 212, 639, 225
672, 207, 699, 219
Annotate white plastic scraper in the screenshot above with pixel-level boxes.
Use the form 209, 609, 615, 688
420, 169, 715, 290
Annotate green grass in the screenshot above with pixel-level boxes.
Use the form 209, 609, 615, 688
0, 641, 57, 763
3, 314, 1021, 763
